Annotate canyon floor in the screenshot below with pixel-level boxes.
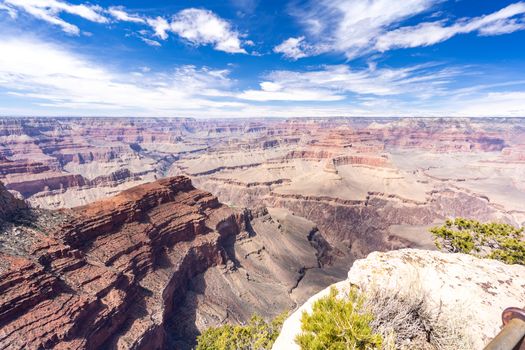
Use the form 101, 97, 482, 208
1, 117, 524, 348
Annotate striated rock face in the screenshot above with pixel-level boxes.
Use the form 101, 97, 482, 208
0, 181, 25, 219
273, 249, 525, 350
0, 176, 338, 350
170, 207, 346, 347
0, 176, 244, 350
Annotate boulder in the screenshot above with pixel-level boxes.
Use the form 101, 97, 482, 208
273, 249, 525, 349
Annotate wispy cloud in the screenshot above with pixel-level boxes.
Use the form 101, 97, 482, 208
0, 37, 242, 114
140, 37, 161, 47
238, 63, 459, 101
0, 3, 16, 18
1, 0, 107, 35
146, 16, 170, 40
453, 91, 525, 117
280, 0, 438, 59
170, 8, 247, 54
108, 7, 249, 52
376, 2, 525, 51
107, 6, 145, 24
276, 0, 525, 59
273, 36, 313, 60
0, 1, 250, 53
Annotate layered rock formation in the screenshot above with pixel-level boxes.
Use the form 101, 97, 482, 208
170, 207, 346, 346
0, 176, 340, 349
2, 117, 525, 348
273, 249, 525, 350
0, 176, 244, 349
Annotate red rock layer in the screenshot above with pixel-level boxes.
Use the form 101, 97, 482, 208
0, 159, 51, 176
4, 173, 87, 197
0, 176, 243, 350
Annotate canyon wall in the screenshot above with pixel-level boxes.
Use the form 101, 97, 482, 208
0, 176, 244, 349
1, 117, 525, 348
0, 176, 338, 349
2, 117, 523, 303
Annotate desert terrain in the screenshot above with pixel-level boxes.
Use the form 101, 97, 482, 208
1, 117, 524, 348
1, 117, 524, 253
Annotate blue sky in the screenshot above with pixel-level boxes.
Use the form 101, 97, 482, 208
0, 0, 524, 117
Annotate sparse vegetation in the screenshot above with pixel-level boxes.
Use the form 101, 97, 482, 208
296, 286, 383, 350
364, 282, 473, 350
430, 218, 525, 265
196, 313, 287, 350
295, 282, 473, 350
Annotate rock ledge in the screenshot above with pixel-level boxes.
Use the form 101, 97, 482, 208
273, 249, 525, 350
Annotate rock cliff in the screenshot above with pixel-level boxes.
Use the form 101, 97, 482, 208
0, 176, 339, 349
0, 181, 25, 219
273, 249, 525, 350
0, 176, 244, 349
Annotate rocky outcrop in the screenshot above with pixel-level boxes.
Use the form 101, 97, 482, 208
0, 158, 51, 176
500, 145, 525, 162
273, 249, 525, 350
0, 181, 25, 219
0, 176, 244, 349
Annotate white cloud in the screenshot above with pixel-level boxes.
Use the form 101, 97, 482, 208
282, 0, 525, 59
0, 37, 243, 115
0, 3, 17, 18
1, 2, 250, 54
376, 2, 525, 51
0, 34, 523, 118
1, 0, 107, 35
273, 36, 313, 60
107, 7, 249, 53
284, 0, 438, 59
452, 91, 525, 117
238, 64, 458, 101
146, 16, 170, 40
140, 37, 161, 47
238, 84, 344, 102
170, 8, 247, 54
108, 6, 145, 24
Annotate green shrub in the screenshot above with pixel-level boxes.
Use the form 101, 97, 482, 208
430, 218, 525, 265
196, 313, 287, 350
296, 286, 382, 350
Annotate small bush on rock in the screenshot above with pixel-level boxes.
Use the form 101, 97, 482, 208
196, 313, 286, 350
296, 286, 383, 350
295, 282, 473, 350
430, 218, 525, 265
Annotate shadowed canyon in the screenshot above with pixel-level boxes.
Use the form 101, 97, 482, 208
1, 117, 525, 349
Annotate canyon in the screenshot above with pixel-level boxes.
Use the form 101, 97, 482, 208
2, 117, 524, 256
0, 117, 524, 348
0, 176, 340, 349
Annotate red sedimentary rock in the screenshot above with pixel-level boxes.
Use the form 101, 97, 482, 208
0, 158, 51, 176
0, 176, 244, 350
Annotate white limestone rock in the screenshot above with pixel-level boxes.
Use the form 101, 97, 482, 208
273, 249, 525, 350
